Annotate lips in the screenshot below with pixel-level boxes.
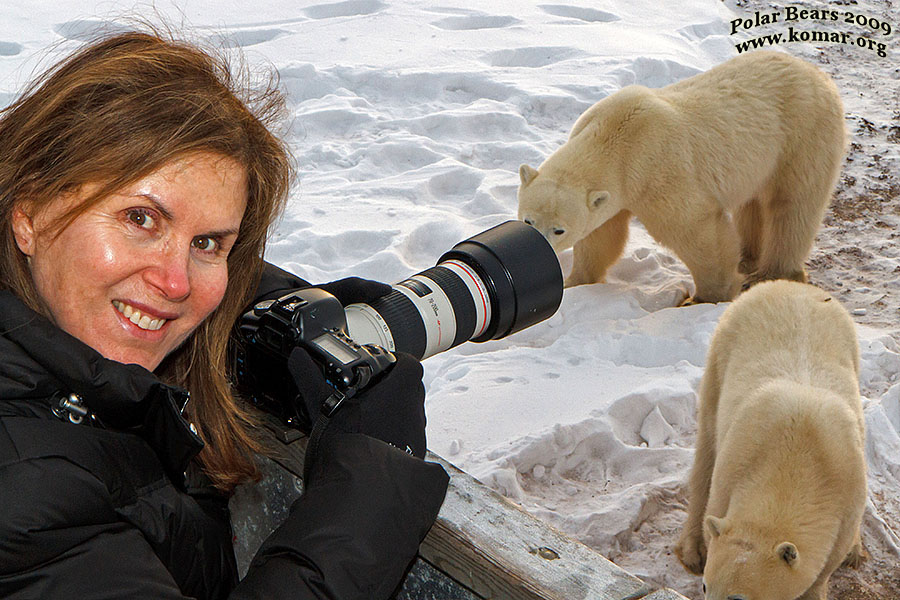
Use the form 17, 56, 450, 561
112, 300, 168, 331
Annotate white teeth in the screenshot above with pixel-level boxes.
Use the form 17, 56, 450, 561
113, 301, 167, 331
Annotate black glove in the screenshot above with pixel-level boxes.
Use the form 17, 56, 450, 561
254, 264, 390, 306
235, 432, 449, 600
287, 346, 428, 458
317, 276, 392, 307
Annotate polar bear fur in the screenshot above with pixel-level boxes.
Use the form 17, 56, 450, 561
673, 280, 867, 600
517, 51, 845, 302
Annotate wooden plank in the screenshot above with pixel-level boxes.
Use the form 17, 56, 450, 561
419, 453, 651, 600
238, 418, 662, 600
637, 589, 691, 600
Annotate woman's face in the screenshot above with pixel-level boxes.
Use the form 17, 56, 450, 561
12, 152, 248, 371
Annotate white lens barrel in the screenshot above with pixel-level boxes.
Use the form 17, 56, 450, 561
343, 221, 563, 360
345, 260, 491, 360
440, 259, 490, 340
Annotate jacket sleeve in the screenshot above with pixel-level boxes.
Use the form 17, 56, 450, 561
230, 433, 449, 600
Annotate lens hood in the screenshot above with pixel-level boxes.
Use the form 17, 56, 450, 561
439, 220, 563, 342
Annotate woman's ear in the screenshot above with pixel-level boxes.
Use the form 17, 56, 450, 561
11, 204, 37, 257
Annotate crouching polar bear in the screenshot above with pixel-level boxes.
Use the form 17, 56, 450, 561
517, 51, 845, 302
674, 280, 867, 600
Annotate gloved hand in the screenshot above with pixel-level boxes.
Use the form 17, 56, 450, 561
288, 346, 428, 458
255, 262, 391, 306
317, 276, 392, 307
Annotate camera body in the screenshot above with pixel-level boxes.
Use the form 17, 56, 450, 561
236, 288, 395, 432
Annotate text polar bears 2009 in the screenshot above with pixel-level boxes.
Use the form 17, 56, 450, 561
730, 6, 892, 58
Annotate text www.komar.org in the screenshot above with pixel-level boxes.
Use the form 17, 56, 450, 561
731, 7, 892, 58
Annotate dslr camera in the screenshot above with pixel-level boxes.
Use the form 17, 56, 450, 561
236, 220, 563, 433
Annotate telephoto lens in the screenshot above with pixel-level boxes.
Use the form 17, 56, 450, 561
343, 220, 563, 360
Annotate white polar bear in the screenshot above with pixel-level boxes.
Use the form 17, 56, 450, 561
674, 280, 867, 600
517, 51, 846, 303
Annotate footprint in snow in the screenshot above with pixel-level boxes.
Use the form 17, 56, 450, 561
214, 29, 289, 48
481, 46, 586, 68
53, 20, 130, 42
0, 41, 23, 56
538, 4, 620, 23
431, 15, 520, 31
301, 0, 385, 20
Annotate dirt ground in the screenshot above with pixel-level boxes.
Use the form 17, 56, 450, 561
722, 0, 900, 598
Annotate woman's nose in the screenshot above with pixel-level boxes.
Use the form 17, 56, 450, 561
143, 242, 191, 301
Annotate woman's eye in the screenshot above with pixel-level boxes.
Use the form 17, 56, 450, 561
127, 208, 155, 230
192, 236, 219, 253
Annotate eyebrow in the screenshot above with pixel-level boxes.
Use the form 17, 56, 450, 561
133, 192, 241, 238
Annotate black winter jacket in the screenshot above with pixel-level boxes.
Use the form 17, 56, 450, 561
0, 270, 448, 599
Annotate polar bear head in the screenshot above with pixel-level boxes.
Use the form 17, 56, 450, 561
701, 516, 816, 600
517, 164, 622, 253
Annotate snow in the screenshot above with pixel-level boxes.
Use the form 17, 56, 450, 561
2, 0, 898, 597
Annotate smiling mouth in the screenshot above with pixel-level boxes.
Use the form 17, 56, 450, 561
112, 301, 167, 331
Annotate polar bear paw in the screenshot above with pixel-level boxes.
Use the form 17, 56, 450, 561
673, 532, 706, 575
842, 539, 869, 569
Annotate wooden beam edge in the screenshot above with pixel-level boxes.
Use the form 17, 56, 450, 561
422, 451, 661, 600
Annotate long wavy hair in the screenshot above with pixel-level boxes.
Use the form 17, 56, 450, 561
0, 30, 292, 492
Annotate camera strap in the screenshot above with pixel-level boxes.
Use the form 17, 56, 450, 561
302, 390, 350, 484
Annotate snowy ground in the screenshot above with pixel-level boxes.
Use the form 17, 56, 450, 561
1, 1, 898, 598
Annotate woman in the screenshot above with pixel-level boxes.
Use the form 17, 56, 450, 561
0, 30, 447, 599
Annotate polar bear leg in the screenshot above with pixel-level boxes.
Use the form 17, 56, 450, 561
675, 355, 721, 575
675, 416, 715, 574
750, 165, 835, 286
842, 530, 868, 568
796, 581, 828, 600
565, 210, 631, 287
659, 203, 741, 303
733, 199, 763, 275
750, 199, 814, 285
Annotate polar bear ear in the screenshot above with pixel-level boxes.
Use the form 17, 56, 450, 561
589, 190, 611, 209
775, 542, 799, 567
704, 515, 725, 539
519, 164, 539, 187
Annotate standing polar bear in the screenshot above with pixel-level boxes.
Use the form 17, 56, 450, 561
674, 280, 867, 600
517, 51, 845, 302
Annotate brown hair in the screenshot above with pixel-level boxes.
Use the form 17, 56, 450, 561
0, 30, 293, 491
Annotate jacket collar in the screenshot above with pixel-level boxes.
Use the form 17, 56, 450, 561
0, 290, 204, 481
